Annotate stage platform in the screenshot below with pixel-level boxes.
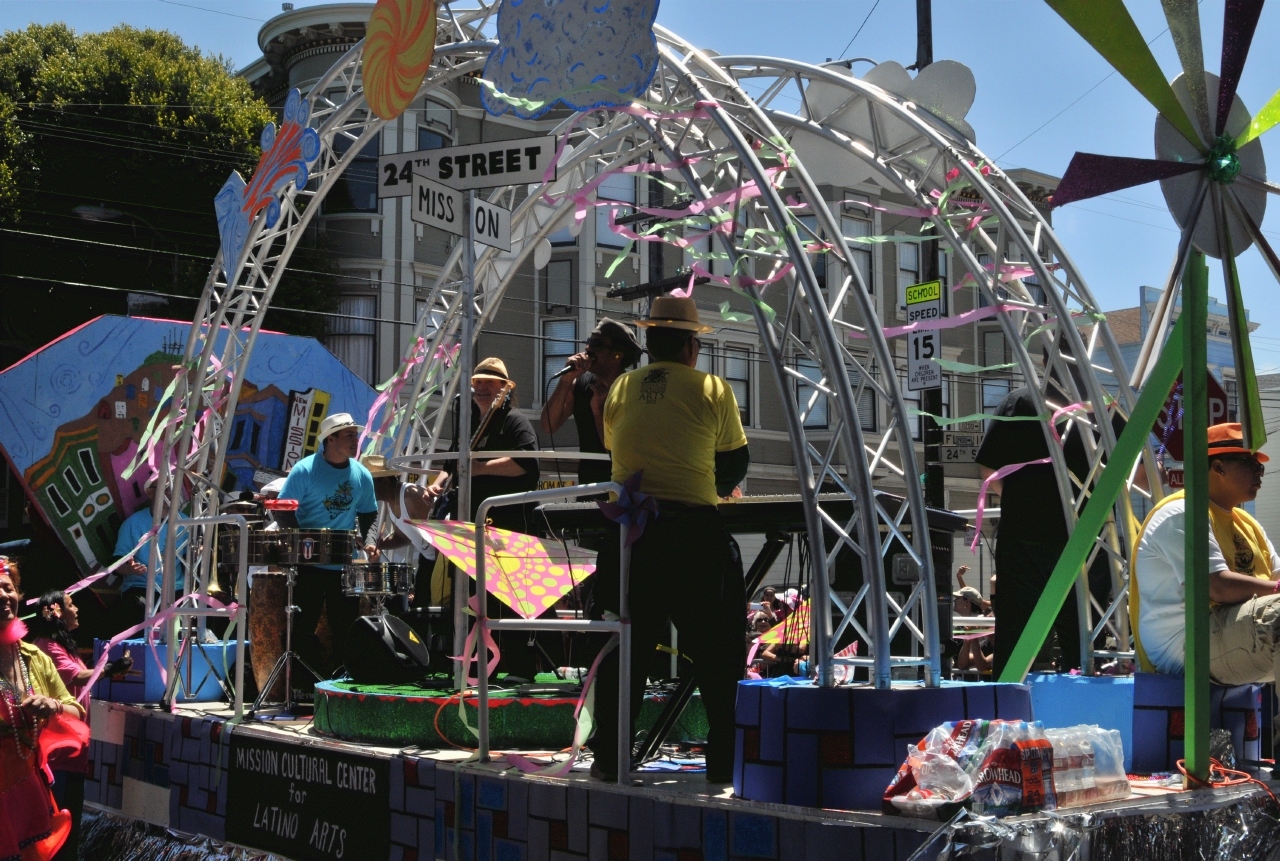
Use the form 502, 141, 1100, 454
84, 698, 1280, 861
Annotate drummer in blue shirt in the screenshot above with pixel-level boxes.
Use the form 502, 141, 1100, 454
278, 413, 379, 678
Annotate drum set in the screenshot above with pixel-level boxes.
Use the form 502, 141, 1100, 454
215, 500, 415, 714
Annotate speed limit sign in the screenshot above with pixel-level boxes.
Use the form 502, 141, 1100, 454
906, 280, 942, 392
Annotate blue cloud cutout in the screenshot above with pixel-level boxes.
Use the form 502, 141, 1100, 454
482, 0, 661, 120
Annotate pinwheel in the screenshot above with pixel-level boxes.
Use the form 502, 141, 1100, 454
406, 520, 595, 619
1046, 0, 1275, 449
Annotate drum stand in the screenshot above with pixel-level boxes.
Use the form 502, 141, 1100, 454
250, 565, 322, 717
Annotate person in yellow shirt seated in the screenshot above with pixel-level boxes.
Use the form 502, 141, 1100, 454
1133, 424, 1280, 696
589, 296, 749, 784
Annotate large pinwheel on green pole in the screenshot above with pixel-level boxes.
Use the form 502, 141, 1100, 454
997, 0, 1277, 783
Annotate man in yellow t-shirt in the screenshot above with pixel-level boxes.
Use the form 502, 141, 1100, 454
589, 295, 749, 784
1134, 423, 1280, 691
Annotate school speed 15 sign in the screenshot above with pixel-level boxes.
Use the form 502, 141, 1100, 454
906, 279, 943, 392
379, 135, 558, 196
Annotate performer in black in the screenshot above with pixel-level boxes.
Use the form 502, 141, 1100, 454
539, 318, 643, 486
589, 296, 750, 784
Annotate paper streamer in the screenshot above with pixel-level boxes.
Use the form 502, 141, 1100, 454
24, 527, 159, 605
970, 458, 1052, 551
503, 634, 618, 777
931, 357, 1017, 374
847, 303, 1026, 340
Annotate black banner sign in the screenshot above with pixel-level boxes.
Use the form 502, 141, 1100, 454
226, 732, 389, 860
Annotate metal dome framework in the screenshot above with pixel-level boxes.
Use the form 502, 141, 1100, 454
150, 3, 1157, 701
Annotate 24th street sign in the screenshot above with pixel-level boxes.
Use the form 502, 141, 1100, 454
410, 173, 511, 251
380, 135, 558, 196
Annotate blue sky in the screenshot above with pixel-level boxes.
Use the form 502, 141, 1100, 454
5, 1, 1280, 369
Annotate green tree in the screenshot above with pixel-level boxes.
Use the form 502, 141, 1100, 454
0, 23, 340, 366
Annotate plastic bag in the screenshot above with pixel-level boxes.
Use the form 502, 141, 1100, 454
884, 721, 1128, 819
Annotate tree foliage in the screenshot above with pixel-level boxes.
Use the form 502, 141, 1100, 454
0, 23, 341, 365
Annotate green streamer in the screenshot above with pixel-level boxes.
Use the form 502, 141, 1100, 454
718, 301, 753, 323
1046, 0, 1203, 150
908, 409, 1050, 426
931, 358, 1018, 374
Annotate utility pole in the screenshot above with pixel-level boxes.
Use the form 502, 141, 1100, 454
915, 0, 950, 678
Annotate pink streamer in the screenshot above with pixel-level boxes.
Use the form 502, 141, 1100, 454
503, 633, 619, 777
970, 458, 1052, 552
360, 337, 430, 451
83, 592, 239, 708
25, 527, 160, 605
848, 303, 1026, 340
451, 594, 501, 686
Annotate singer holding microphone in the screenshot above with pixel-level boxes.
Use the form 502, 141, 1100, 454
539, 319, 643, 486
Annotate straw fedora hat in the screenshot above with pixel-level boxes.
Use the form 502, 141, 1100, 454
636, 295, 713, 333
472, 357, 514, 386
359, 455, 400, 478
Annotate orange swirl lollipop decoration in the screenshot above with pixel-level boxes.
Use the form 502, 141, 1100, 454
363, 0, 438, 122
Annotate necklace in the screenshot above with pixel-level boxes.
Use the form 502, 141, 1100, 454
0, 644, 35, 753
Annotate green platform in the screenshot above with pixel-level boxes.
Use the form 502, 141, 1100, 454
313, 678, 708, 749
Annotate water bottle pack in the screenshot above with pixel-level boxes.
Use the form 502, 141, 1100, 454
883, 719, 1129, 820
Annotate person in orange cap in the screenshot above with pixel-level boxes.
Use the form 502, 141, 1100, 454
1133, 423, 1280, 691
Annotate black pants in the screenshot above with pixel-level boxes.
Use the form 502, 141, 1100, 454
589, 505, 745, 781
992, 537, 1082, 678
293, 565, 360, 677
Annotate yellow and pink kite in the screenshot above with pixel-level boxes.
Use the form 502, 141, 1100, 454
407, 520, 595, 619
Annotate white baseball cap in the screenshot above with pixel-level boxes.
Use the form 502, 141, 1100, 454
316, 412, 363, 445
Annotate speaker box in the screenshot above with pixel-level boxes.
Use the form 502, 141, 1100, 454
344, 614, 432, 685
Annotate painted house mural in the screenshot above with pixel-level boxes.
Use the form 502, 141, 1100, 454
0, 316, 375, 574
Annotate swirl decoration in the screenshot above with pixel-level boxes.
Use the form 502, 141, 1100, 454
214, 88, 320, 280
363, 0, 438, 122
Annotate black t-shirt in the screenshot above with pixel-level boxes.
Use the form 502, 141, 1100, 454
445, 396, 540, 522
974, 387, 1126, 545
572, 372, 613, 485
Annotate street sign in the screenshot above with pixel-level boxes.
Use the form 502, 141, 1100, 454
379, 135, 558, 196
409, 174, 513, 251
1167, 469, 1185, 489
940, 445, 981, 464
409, 174, 464, 236
942, 430, 984, 447
906, 279, 943, 392
1153, 371, 1230, 461
470, 196, 512, 251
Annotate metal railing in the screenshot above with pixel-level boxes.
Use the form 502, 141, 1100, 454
473, 482, 630, 783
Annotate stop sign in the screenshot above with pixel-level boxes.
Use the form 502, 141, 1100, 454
1152, 371, 1230, 461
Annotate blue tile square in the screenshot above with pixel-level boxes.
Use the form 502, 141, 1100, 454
407, 786, 435, 817
508, 780, 529, 841
478, 810, 493, 861
438, 766, 455, 802
736, 680, 762, 725
420, 819, 436, 856
479, 777, 507, 811
495, 839, 526, 861
392, 812, 417, 846
391, 755, 406, 810
784, 733, 818, 807
822, 767, 896, 812
734, 729, 745, 795
861, 827, 893, 860
528, 817, 549, 861
417, 758, 437, 788
805, 822, 860, 860
729, 813, 776, 859
893, 829, 928, 860
568, 787, 588, 853
629, 797, 654, 861
893, 688, 964, 741
588, 789, 628, 830
759, 688, 786, 762
849, 690, 894, 766
528, 783, 565, 819
459, 774, 476, 828
785, 687, 850, 732
741, 764, 783, 804
778, 817, 805, 861
704, 809, 727, 861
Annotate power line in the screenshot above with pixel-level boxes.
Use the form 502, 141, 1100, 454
836, 0, 881, 61
155, 0, 267, 22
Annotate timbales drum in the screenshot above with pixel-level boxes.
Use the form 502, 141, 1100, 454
274, 529, 357, 566
342, 562, 415, 597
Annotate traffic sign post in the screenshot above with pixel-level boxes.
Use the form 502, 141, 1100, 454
1152, 371, 1229, 461
906, 280, 943, 392
380, 134, 558, 196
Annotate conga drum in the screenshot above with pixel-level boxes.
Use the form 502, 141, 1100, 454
248, 571, 287, 702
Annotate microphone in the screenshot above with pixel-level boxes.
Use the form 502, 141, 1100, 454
548, 364, 577, 382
